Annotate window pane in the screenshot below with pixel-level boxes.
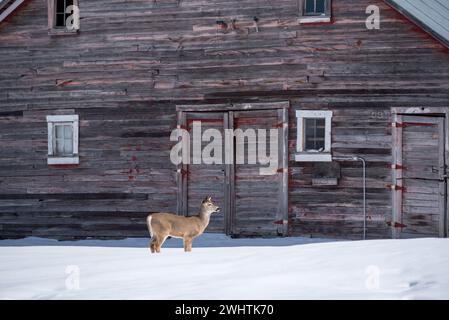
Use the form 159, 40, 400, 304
56, 0, 66, 14
316, 118, 326, 136
55, 13, 65, 27
56, 0, 75, 27
316, 0, 326, 14
304, 118, 326, 151
64, 138, 73, 154
55, 125, 64, 139
305, 119, 316, 135
305, 0, 315, 14
315, 139, 325, 150
316, 118, 326, 127
316, 127, 325, 141
64, 125, 73, 140
305, 139, 315, 150
304, 118, 316, 150
55, 139, 65, 155
54, 124, 73, 155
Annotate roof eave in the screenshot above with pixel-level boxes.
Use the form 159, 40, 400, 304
384, 0, 449, 49
0, 0, 26, 24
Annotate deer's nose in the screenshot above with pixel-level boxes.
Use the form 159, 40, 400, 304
216, 207, 221, 212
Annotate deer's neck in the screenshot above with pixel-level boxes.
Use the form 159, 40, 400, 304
198, 210, 211, 227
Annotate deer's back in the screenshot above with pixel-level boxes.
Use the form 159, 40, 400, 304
150, 212, 203, 238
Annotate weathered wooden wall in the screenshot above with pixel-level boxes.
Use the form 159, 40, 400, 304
289, 104, 393, 239
0, 0, 448, 239
0, 103, 177, 238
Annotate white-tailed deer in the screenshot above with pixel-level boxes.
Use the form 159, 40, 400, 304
146, 196, 220, 253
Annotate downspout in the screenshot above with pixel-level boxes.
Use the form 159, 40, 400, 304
333, 156, 367, 240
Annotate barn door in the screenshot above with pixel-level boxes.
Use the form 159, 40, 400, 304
392, 115, 447, 238
230, 110, 288, 236
177, 106, 288, 237
183, 112, 227, 233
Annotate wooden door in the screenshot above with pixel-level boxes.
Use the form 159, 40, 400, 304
184, 112, 226, 233
392, 115, 447, 238
178, 107, 288, 237
230, 109, 288, 236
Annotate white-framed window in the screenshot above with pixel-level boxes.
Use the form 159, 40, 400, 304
295, 110, 332, 162
298, 0, 332, 24
47, 115, 79, 165
47, 0, 80, 35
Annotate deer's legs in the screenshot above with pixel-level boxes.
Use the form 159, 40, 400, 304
149, 237, 157, 253
183, 237, 193, 252
149, 235, 162, 253
154, 234, 169, 253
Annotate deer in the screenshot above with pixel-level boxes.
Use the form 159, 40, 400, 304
146, 196, 220, 253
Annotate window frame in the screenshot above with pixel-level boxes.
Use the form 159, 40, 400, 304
295, 110, 332, 162
47, 0, 80, 36
47, 114, 79, 165
298, 0, 332, 24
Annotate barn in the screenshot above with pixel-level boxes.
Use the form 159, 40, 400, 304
0, 0, 448, 240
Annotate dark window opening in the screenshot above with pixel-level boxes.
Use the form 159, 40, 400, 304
55, 0, 74, 27
304, 118, 325, 151
304, 0, 326, 16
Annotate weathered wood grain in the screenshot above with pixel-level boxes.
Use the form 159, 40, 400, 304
0, 0, 448, 239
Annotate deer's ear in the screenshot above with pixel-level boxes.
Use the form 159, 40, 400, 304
202, 197, 209, 203
207, 196, 212, 202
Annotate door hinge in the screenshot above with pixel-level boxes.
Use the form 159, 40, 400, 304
394, 222, 407, 228
387, 184, 406, 191
274, 219, 289, 225
392, 122, 435, 128
387, 221, 407, 228
274, 122, 288, 129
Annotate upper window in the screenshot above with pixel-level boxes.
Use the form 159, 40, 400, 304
47, 115, 79, 165
295, 110, 332, 162
298, 0, 331, 24
48, 0, 80, 35
305, 0, 326, 16
55, 0, 74, 27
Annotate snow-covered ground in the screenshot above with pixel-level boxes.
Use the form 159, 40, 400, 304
0, 234, 448, 299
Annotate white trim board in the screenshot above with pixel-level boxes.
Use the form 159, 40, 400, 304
298, 16, 331, 24
295, 153, 332, 162
47, 156, 79, 165
46, 114, 79, 122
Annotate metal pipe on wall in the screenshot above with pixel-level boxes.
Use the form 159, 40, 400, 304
333, 156, 367, 240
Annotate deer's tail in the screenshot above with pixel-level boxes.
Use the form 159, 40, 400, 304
146, 215, 153, 238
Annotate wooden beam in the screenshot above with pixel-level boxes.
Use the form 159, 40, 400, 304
391, 113, 403, 239
278, 107, 289, 236
228, 111, 236, 236
176, 101, 290, 112
437, 117, 446, 237
224, 111, 233, 235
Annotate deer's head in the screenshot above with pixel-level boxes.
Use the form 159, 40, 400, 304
201, 196, 220, 215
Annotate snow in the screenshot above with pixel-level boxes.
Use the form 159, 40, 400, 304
0, 234, 448, 299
